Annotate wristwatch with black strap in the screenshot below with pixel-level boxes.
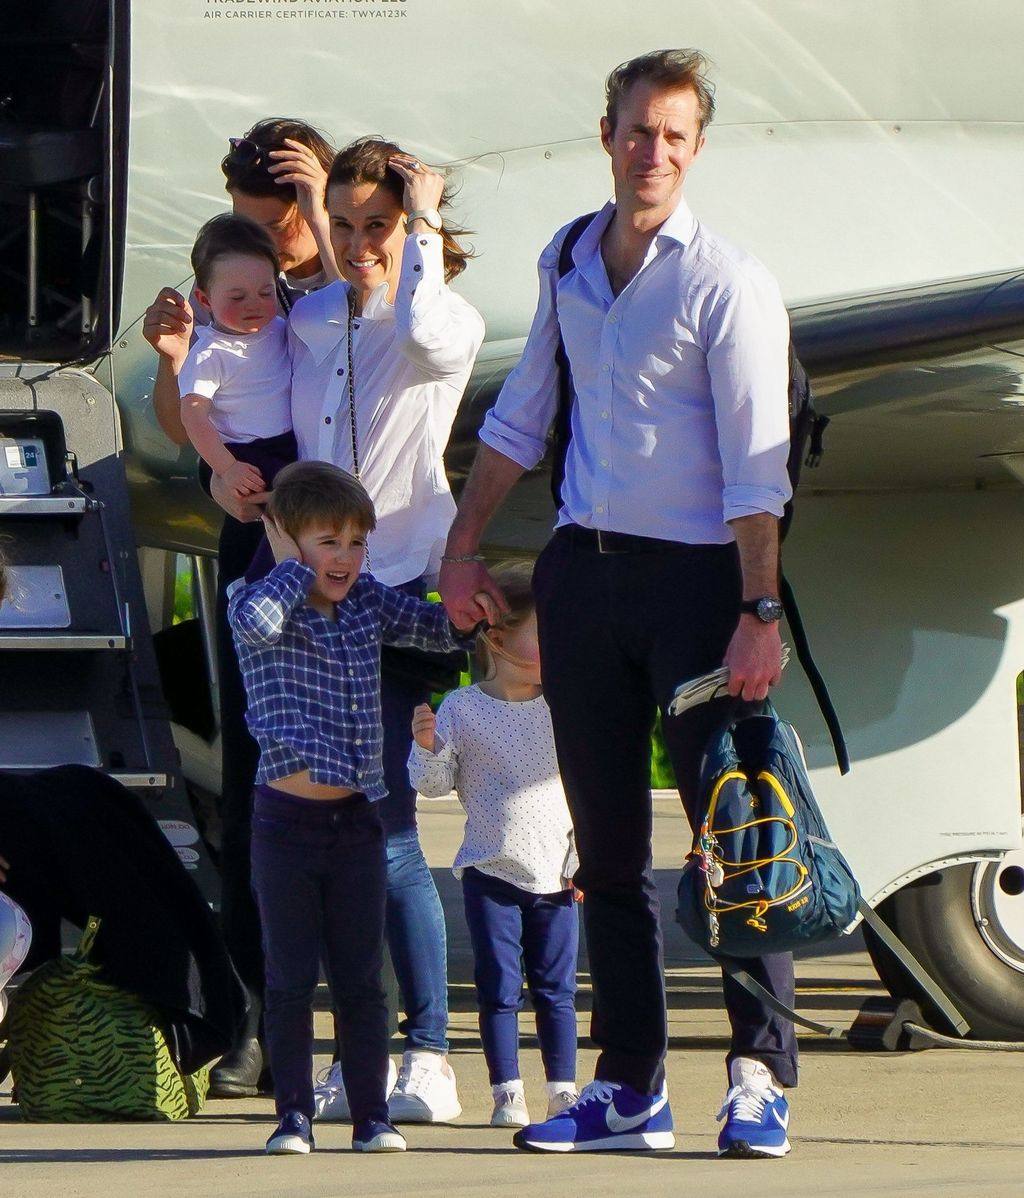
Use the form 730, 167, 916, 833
739, 596, 784, 623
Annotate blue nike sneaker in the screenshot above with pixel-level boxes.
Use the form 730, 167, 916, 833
716, 1058, 791, 1159
512, 1080, 674, 1152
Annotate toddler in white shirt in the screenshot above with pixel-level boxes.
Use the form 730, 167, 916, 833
408, 561, 579, 1130
178, 214, 297, 502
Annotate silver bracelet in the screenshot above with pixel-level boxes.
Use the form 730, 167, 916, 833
440, 552, 485, 564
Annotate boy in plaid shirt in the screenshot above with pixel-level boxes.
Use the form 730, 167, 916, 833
228, 460, 481, 1156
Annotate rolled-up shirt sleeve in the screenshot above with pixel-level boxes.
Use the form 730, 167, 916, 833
394, 233, 485, 379
479, 237, 564, 470
705, 269, 792, 523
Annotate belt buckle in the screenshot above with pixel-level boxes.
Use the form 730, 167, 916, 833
595, 529, 619, 554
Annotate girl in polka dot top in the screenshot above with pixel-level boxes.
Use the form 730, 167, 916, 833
408, 561, 579, 1131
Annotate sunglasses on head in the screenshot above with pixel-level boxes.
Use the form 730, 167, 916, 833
221, 136, 263, 173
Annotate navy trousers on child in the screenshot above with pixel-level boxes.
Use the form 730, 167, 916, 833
462, 867, 578, 1085
250, 786, 390, 1123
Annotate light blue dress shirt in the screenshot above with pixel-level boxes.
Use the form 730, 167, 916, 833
480, 198, 792, 545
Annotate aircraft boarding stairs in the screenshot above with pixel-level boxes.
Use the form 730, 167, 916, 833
0, 370, 220, 903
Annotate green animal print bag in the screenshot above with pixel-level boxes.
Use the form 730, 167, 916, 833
7, 917, 209, 1121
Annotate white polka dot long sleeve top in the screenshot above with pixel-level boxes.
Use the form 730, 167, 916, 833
407, 685, 578, 894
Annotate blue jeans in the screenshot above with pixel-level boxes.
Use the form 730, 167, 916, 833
385, 829, 450, 1054
251, 786, 390, 1123
462, 867, 578, 1085
379, 580, 451, 1055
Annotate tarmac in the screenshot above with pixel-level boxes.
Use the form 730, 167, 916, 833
3, 795, 1023, 1197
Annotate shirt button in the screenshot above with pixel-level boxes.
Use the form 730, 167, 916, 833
601, 411, 609, 419
352, 323, 360, 331
602, 363, 611, 372
336, 368, 344, 376
355, 739, 363, 746
601, 459, 608, 467
351, 703, 358, 711
413, 264, 421, 272
324, 416, 332, 425
348, 668, 354, 676
419, 239, 428, 246
596, 505, 605, 514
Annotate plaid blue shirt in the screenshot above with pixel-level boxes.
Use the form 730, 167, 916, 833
228, 559, 471, 799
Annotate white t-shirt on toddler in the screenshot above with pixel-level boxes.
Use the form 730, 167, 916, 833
178, 317, 292, 445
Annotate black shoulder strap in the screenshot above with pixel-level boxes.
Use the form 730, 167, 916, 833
779, 573, 850, 775
550, 212, 598, 507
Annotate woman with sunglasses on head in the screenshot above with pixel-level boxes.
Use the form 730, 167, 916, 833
145, 117, 340, 445
142, 118, 341, 1099
209, 136, 485, 1124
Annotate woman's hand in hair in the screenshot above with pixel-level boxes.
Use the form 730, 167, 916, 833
389, 156, 445, 225
268, 139, 340, 280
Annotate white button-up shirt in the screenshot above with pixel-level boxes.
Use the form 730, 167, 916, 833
481, 198, 792, 545
289, 233, 485, 585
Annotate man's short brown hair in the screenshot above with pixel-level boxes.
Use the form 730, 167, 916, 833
605, 49, 717, 134
266, 461, 377, 540
190, 213, 279, 292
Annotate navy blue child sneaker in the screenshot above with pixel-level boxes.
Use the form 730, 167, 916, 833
512, 1080, 674, 1153
717, 1057, 791, 1159
352, 1117, 408, 1152
266, 1110, 314, 1155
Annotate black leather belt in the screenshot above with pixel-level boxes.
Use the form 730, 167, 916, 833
560, 525, 684, 554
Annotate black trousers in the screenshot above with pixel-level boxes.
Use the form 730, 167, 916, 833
532, 526, 798, 1093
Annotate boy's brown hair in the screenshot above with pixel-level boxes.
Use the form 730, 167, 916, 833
265, 460, 377, 541
190, 213, 279, 292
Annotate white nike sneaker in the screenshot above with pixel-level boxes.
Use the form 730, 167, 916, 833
387, 1050, 462, 1123
313, 1057, 398, 1122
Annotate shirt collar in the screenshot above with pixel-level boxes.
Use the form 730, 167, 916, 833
289, 280, 394, 365
573, 196, 698, 299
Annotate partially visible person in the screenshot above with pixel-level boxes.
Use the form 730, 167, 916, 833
227, 461, 482, 1156
408, 561, 579, 1130
178, 214, 296, 503
228, 137, 483, 1124
146, 117, 339, 448
142, 118, 339, 1097
0, 879, 31, 1027
440, 49, 796, 1159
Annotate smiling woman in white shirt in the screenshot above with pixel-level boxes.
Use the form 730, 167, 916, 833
214, 136, 485, 1124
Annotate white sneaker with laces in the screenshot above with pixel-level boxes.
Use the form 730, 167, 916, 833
387, 1050, 462, 1123
491, 1081, 531, 1127
545, 1086, 580, 1120
313, 1057, 398, 1122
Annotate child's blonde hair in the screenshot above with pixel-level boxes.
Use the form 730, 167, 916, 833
476, 559, 536, 679
266, 460, 377, 541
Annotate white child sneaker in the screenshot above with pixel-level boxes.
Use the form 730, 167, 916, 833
491, 1080, 531, 1127
313, 1057, 398, 1122
545, 1085, 580, 1120
387, 1050, 462, 1123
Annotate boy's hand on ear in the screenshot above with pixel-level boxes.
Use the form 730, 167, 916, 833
411, 703, 438, 752
263, 514, 303, 566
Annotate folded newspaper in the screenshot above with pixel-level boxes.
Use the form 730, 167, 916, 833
667, 643, 791, 717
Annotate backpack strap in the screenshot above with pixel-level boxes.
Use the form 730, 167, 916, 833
550, 212, 598, 507
720, 899, 970, 1040
779, 573, 850, 775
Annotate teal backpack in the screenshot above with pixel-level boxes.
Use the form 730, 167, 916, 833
676, 702, 860, 958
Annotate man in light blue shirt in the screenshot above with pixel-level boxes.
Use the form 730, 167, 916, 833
441, 49, 796, 1159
